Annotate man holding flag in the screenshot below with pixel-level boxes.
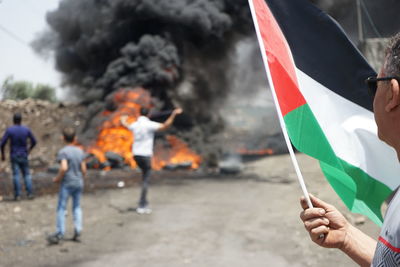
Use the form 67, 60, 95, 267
248, 0, 400, 265
300, 33, 400, 266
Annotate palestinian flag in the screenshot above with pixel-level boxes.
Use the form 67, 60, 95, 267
249, 0, 400, 225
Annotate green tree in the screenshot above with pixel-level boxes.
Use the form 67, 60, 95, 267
1, 76, 57, 102
33, 84, 56, 102
1, 77, 34, 100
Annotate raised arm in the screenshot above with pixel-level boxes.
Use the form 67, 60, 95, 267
158, 108, 183, 131
300, 194, 376, 266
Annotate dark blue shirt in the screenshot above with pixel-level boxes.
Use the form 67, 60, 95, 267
0, 125, 37, 157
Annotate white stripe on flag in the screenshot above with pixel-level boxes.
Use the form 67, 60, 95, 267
296, 68, 400, 190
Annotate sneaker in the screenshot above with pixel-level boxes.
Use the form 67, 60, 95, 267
14, 196, 21, 201
27, 194, 35, 200
136, 207, 146, 214
72, 230, 81, 242
144, 207, 152, 214
47, 233, 63, 245
136, 207, 152, 214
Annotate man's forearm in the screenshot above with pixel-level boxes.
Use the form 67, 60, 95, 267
1, 147, 5, 159
54, 169, 66, 183
81, 163, 87, 178
29, 134, 37, 152
163, 113, 177, 128
29, 144, 36, 153
340, 224, 377, 266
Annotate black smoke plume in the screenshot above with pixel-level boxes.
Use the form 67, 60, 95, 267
35, 0, 398, 162
34, 0, 254, 159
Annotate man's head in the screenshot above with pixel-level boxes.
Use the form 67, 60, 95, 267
383, 33, 400, 77
62, 127, 76, 144
140, 107, 150, 117
13, 113, 22, 125
373, 33, 400, 148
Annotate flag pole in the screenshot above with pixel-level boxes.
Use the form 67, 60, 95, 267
248, 0, 313, 209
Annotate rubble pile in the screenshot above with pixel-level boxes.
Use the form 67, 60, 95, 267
0, 99, 85, 173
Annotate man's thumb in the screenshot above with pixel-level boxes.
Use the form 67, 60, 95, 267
309, 194, 331, 209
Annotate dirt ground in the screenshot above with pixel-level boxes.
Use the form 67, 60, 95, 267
0, 153, 380, 267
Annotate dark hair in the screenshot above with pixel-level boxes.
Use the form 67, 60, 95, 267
384, 33, 400, 76
140, 107, 150, 116
63, 127, 76, 143
13, 113, 22, 124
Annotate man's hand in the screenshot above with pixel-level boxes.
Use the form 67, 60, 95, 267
121, 115, 128, 121
52, 177, 60, 183
300, 194, 349, 249
173, 108, 183, 115
120, 115, 130, 128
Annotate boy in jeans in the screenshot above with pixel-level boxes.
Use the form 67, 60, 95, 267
47, 127, 86, 244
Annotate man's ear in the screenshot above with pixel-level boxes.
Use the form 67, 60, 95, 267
385, 78, 400, 112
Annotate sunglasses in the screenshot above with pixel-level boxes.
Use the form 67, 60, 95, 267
365, 76, 400, 97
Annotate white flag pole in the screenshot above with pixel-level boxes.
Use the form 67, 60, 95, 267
248, 0, 313, 209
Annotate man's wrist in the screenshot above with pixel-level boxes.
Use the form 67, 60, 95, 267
339, 223, 353, 252
339, 223, 375, 266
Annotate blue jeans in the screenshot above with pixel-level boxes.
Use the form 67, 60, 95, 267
56, 184, 82, 236
11, 156, 33, 197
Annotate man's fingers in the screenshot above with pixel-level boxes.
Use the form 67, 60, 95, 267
300, 196, 311, 210
309, 194, 333, 210
300, 208, 326, 222
310, 225, 329, 242
300, 194, 334, 211
303, 217, 330, 231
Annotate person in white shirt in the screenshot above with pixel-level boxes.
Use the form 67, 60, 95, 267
121, 107, 183, 214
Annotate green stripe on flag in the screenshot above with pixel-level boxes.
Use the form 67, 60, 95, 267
284, 104, 391, 225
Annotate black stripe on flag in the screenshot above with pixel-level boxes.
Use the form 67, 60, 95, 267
264, 0, 376, 112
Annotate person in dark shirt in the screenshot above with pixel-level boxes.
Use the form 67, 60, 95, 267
1, 113, 37, 200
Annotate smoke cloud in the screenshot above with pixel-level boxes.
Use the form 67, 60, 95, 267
34, 0, 254, 158
34, 0, 398, 160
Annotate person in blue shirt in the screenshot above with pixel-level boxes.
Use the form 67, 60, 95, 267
1, 113, 37, 200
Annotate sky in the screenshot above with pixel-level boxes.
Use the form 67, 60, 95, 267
0, 0, 61, 90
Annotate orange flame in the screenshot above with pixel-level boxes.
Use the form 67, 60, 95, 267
237, 148, 274, 156
154, 135, 201, 169
86, 87, 201, 170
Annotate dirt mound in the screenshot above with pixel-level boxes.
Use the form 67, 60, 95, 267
0, 99, 85, 173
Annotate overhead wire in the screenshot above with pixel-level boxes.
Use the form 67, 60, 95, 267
0, 24, 28, 46
359, 0, 382, 38
0, 0, 45, 47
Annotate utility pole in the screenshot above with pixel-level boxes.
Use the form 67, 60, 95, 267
357, 0, 364, 43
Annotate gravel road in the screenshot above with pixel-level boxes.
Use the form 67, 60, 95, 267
0, 153, 380, 267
